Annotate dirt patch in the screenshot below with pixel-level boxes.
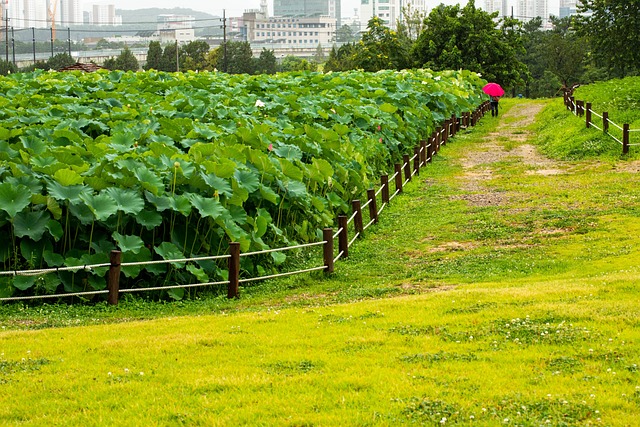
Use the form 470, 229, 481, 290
457, 102, 566, 207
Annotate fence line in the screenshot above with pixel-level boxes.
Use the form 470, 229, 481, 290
0, 100, 490, 304
564, 95, 638, 154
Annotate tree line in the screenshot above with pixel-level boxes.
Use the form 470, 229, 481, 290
0, 0, 637, 98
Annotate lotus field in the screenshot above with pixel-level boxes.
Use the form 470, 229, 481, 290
0, 68, 486, 299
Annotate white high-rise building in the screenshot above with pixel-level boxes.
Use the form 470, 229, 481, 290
484, 0, 508, 19
5, 0, 81, 29
517, 0, 548, 24
360, 0, 429, 31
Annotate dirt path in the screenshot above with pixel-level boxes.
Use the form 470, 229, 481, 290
456, 102, 565, 207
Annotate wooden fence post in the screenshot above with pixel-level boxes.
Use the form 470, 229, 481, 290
450, 114, 457, 136
435, 126, 441, 152
381, 174, 390, 204
413, 146, 420, 176
367, 188, 378, 225
586, 102, 591, 128
394, 163, 403, 193
623, 124, 630, 155
107, 250, 121, 305
603, 112, 609, 133
227, 242, 240, 298
338, 215, 348, 259
403, 154, 411, 182
427, 136, 434, 163
323, 228, 334, 274
570, 97, 576, 114
420, 140, 427, 165
352, 200, 363, 234
442, 120, 449, 145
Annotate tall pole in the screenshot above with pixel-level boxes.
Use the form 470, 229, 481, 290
50, 28, 54, 58
67, 27, 70, 57
32, 27, 36, 64
175, 40, 179, 72
4, 2, 8, 63
11, 26, 14, 64
223, 9, 227, 73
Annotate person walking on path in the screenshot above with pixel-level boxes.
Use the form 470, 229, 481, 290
490, 96, 500, 117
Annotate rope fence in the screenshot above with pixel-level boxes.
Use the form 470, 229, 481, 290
0, 101, 491, 304
564, 95, 639, 154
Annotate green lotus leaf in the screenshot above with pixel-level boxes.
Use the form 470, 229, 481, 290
13, 276, 36, 291
53, 128, 83, 146
273, 144, 303, 161
169, 195, 192, 216
278, 158, 303, 181
167, 287, 184, 301
204, 158, 236, 179
188, 193, 226, 219
45, 196, 63, 220
0, 183, 31, 218
155, 241, 185, 268
80, 252, 110, 278
103, 187, 145, 215
228, 184, 248, 206
133, 166, 164, 196
379, 103, 398, 114
68, 202, 94, 225
135, 209, 163, 230
280, 180, 308, 201
46, 181, 90, 203
271, 252, 286, 265
112, 232, 144, 254
43, 249, 65, 267
234, 169, 260, 193
19, 134, 47, 155
201, 173, 233, 198
14, 210, 50, 240
79, 192, 118, 221
255, 185, 276, 206
144, 191, 172, 212
53, 168, 84, 186
186, 264, 209, 283
121, 246, 153, 278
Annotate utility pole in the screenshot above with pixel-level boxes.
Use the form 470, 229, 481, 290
4, 0, 8, 63
175, 40, 179, 72
223, 9, 227, 73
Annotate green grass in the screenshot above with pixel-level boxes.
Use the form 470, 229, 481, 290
2, 96, 640, 425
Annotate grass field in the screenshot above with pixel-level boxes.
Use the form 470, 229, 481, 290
1, 98, 640, 426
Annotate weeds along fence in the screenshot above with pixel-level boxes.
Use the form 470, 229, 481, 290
564, 94, 639, 154
0, 102, 490, 305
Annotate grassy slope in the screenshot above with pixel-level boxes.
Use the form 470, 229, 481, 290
2, 98, 640, 426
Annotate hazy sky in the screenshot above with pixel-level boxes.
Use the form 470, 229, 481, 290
107, 0, 559, 20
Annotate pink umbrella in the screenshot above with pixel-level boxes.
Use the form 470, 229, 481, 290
482, 83, 505, 97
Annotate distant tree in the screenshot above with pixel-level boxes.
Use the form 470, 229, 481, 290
281, 55, 317, 72
353, 17, 409, 71
255, 48, 278, 74
0, 59, 17, 76
412, 0, 526, 88
336, 25, 357, 43
575, 0, 640, 78
114, 46, 139, 71
181, 40, 210, 71
313, 44, 326, 64
205, 48, 221, 71
144, 41, 163, 70
47, 53, 76, 70
160, 42, 178, 72
103, 57, 117, 70
216, 41, 254, 74
543, 16, 586, 89
324, 43, 357, 72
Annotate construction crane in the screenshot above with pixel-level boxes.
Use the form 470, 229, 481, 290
48, 0, 59, 40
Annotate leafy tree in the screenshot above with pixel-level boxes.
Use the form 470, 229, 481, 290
255, 48, 278, 74
313, 44, 326, 64
281, 55, 317, 72
47, 53, 76, 70
160, 42, 178, 72
543, 17, 586, 89
0, 59, 18, 76
103, 57, 117, 70
324, 43, 357, 72
575, 0, 640, 78
113, 46, 139, 71
412, 0, 526, 88
336, 24, 358, 43
216, 41, 255, 74
181, 40, 210, 71
353, 17, 410, 71
144, 41, 163, 71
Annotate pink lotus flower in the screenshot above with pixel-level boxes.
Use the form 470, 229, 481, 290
268, 143, 273, 151
379, 138, 383, 143
377, 125, 381, 131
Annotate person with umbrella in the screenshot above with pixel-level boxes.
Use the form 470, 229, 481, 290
483, 83, 504, 117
